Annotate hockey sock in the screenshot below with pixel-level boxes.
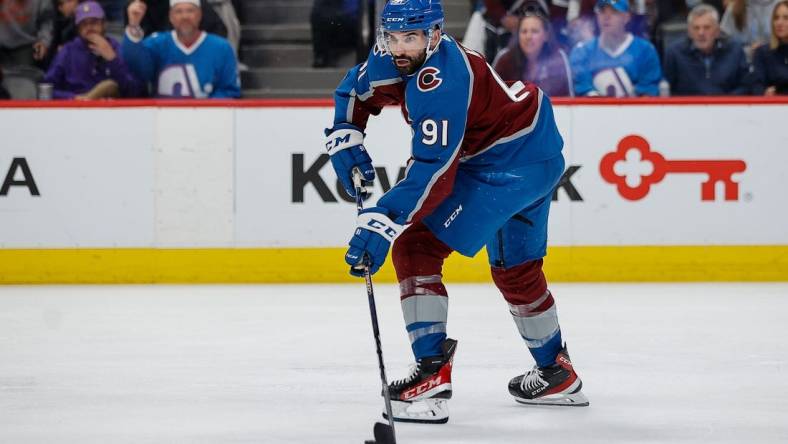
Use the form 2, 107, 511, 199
400, 275, 448, 359
528, 327, 562, 368
392, 222, 453, 360
492, 259, 563, 367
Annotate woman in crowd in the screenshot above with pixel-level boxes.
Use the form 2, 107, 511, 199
721, 0, 781, 58
752, 0, 788, 94
493, 10, 574, 96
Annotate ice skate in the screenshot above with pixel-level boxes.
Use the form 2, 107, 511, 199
384, 338, 457, 424
509, 344, 589, 407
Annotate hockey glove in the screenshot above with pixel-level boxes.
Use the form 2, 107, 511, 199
346, 208, 402, 277
325, 123, 375, 197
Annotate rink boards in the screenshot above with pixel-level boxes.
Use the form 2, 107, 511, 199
1, 99, 787, 283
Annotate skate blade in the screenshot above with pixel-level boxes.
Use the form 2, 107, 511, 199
383, 399, 449, 424
513, 390, 590, 407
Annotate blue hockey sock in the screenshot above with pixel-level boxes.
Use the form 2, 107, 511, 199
528, 329, 563, 368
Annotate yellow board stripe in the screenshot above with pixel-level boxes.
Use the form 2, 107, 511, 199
1, 246, 787, 284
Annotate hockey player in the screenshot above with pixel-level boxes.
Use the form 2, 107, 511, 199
121, 0, 240, 98
325, 0, 589, 424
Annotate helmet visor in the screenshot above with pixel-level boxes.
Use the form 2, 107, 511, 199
379, 29, 429, 54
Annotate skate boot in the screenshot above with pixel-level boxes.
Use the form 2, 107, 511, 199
384, 338, 457, 424
508, 344, 589, 407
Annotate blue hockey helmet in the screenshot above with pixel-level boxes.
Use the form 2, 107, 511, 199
380, 0, 445, 33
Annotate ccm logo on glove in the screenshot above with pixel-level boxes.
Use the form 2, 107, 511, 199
358, 212, 400, 241
325, 128, 364, 154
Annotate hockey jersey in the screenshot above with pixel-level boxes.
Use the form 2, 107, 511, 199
121, 30, 240, 98
333, 35, 562, 226
569, 33, 662, 97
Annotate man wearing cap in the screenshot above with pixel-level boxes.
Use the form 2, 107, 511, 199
568, 0, 662, 96
43, 1, 142, 99
121, 0, 240, 98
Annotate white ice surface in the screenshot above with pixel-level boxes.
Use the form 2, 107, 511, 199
1, 283, 787, 444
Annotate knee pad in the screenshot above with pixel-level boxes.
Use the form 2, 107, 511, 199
392, 222, 452, 296
491, 259, 552, 312
493, 259, 560, 358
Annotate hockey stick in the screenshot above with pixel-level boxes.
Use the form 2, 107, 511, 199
352, 169, 397, 444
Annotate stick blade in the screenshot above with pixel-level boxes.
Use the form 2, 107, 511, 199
373, 422, 396, 444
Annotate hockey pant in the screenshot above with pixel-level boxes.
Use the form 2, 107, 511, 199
391, 155, 565, 367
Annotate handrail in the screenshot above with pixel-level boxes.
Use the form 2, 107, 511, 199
1, 96, 787, 108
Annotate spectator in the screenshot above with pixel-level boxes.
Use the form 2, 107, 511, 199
721, 0, 780, 57
311, 0, 360, 68
43, 1, 142, 99
558, 0, 651, 48
493, 11, 574, 96
123, 0, 229, 39
0, 0, 55, 68
663, 3, 752, 95
121, 0, 240, 98
482, 0, 533, 61
752, 0, 788, 93
569, 0, 662, 96
47, 0, 79, 63
652, 0, 724, 57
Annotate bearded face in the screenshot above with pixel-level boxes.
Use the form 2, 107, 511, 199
383, 30, 431, 75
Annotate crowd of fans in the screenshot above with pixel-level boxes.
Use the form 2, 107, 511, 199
0, 0, 241, 98
475, 0, 788, 96
1, 0, 786, 99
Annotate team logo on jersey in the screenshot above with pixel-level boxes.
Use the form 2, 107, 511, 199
417, 67, 442, 92
158, 64, 210, 98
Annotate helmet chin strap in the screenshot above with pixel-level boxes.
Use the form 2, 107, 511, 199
424, 27, 442, 62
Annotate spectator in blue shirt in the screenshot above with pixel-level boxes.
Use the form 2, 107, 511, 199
663, 4, 752, 95
43, 1, 142, 99
122, 0, 240, 98
569, 0, 662, 96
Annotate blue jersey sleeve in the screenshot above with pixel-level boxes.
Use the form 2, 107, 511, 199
633, 40, 662, 97
333, 44, 404, 129
377, 50, 471, 225
121, 30, 161, 85
209, 38, 241, 98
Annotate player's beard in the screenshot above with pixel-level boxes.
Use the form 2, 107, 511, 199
393, 51, 427, 76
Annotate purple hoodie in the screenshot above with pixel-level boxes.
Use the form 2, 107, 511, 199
44, 35, 143, 98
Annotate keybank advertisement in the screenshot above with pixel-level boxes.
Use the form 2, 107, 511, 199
1, 104, 785, 248
235, 104, 787, 247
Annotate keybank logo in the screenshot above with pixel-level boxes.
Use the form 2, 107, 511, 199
600, 135, 747, 201
291, 154, 584, 203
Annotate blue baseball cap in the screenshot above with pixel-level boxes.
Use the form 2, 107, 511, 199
595, 0, 629, 12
